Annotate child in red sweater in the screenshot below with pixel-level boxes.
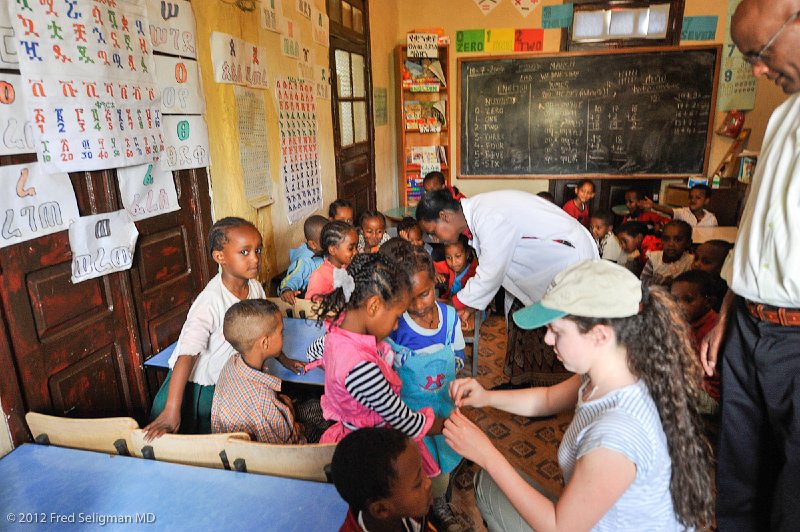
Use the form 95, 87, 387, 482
562, 179, 595, 228
616, 221, 663, 278
434, 234, 477, 300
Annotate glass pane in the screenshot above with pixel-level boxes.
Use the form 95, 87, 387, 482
353, 7, 364, 34
573, 11, 606, 40
608, 10, 635, 36
647, 4, 670, 37
328, 0, 341, 23
335, 49, 352, 98
351, 53, 365, 98
339, 102, 354, 147
353, 101, 367, 143
342, 1, 352, 29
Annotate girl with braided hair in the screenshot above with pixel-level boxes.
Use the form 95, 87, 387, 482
306, 253, 447, 477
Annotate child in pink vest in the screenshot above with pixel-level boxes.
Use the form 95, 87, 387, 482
306, 253, 445, 477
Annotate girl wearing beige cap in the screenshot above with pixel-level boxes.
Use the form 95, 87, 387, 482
443, 260, 713, 531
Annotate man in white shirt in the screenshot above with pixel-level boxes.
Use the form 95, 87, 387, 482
702, 1, 800, 530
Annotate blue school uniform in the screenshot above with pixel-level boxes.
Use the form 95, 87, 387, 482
387, 303, 464, 474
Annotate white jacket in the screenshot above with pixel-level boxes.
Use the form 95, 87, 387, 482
455, 190, 599, 311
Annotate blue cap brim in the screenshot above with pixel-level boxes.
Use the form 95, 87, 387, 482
512, 303, 567, 330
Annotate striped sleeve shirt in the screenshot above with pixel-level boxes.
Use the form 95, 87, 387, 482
557, 378, 681, 531
344, 361, 428, 438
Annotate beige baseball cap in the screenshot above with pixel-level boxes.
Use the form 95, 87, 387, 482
513, 260, 642, 329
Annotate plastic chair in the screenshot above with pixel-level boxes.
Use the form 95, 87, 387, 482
25, 412, 139, 456
223, 437, 336, 483
130, 429, 250, 469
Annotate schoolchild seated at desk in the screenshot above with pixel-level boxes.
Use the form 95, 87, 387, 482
212, 299, 304, 443
279, 215, 327, 305
621, 189, 670, 230
639, 184, 719, 227
640, 220, 694, 288
616, 221, 662, 278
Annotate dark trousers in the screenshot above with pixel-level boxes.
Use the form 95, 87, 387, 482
716, 297, 800, 531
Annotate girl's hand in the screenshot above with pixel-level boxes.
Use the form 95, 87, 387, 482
449, 378, 488, 408
280, 290, 299, 305
278, 352, 306, 375
443, 409, 497, 469
143, 409, 180, 442
435, 273, 447, 284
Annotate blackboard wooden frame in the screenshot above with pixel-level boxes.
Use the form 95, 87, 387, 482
456, 45, 721, 180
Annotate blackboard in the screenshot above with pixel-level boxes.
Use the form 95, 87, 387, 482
458, 46, 721, 178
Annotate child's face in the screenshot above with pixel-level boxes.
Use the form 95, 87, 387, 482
379, 441, 433, 521
687, 189, 710, 212
624, 192, 640, 215
328, 229, 358, 268
589, 218, 611, 240
671, 281, 711, 323
617, 232, 642, 253
214, 225, 263, 280
365, 292, 409, 341
661, 226, 691, 262
361, 216, 386, 248
444, 243, 469, 274
692, 244, 725, 276
332, 206, 354, 225
407, 271, 436, 319
575, 183, 595, 204
423, 180, 443, 193
400, 226, 424, 248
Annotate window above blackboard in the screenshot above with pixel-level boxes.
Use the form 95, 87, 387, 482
562, 0, 686, 51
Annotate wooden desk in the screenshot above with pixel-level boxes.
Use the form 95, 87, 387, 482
0, 444, 346, 530
144, 319, 325, 386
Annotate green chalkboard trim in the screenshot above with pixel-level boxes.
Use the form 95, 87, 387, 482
456, 45, 721, 180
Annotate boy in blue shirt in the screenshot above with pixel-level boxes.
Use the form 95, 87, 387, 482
279, 215, 327, 304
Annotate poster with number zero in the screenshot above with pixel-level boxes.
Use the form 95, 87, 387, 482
154, 56, 205, 114
0, 74, 36, 155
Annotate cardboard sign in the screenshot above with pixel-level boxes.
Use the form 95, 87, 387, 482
514, 29, 543, 52
69, 210, 138, 284
117, 162, 180, 221
210, 32, 270, 90
147, 0, 197, 58
681, 16, 718, 41
160, 115, 209, 171
0, 74, 36, 155
154, 56, 205, 114
407, 33, 439, 59
0, 163, 80, 249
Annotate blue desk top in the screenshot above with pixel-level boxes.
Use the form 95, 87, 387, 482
144, 318, 326, 386
0, 444, 347, 531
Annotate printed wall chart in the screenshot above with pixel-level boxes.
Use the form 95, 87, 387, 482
210, 32, 270, 89
160, 115, 209, 171
0, 74, 36, 155
69, 210, 139, 284
146, 0, 197, 58
154, 55, 205, 114
0, 162, 80, 249
0, 4, 19, 67
117, 162, 180, 221
9, 0, 163, 173
275, 78, 322, 224
261, 0, 282, 33
312, 8, 329, 46
234, 86, 273, 208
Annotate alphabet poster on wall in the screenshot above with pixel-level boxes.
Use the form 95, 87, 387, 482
314, 66, 331, 100
275, 78, 322, 224
281, 18, 300, 59
9, 0, 163, 173
210, 32, 270, 89
117, 162, 180, 221
234, 86, 274, 208
160, 115, 209, 171
298, 46, 315, 80
146, 0, 197, 58
0, 163, 80, 249
154, 55, 205, 114
261, 0, 282, 33
0, 74, 36, 155
0, 5, 19, 68
296, 0, 312, 20
312, 8, 329, 47
69, 210, 139, 284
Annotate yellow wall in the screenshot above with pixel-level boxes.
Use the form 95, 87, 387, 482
388, 0, 786, 196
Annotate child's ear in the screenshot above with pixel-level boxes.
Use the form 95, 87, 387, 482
365, 294, 382, 317
367, 498, 393, 521
212, 249, 225, 265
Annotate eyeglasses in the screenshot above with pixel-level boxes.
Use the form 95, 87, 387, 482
742, 10, 800, 65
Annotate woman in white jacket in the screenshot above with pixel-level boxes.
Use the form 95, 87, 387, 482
417, 189, 598, 386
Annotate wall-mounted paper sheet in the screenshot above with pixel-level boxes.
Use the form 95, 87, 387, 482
0, 4, 18, 67
314, 66, 331, 100
542, 4, 574, 29
9, 0, 163, 173
160, 115, 209, 171
146, 0, 197, 58
154, 55, 205, 114
0, 74, 36, 155
298, 46, 315, 80
296, 0, 312, 19
0, 163, 80, 249
69, 210, 139, 284
210, 32, 270, 90
513, 0, 542, 18
234, 87, 274, 208
474, 0, 501, 15
312, 8, 330, 46
117, 162, 180, 221
407, 34, 439, 59
261, 0, 283, 33
281, 18, 300, 59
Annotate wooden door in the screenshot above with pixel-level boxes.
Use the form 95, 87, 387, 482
0, 166, 147, 420
328, 0, 376, 215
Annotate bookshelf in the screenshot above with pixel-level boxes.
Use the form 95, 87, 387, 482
395, 43, 450, 207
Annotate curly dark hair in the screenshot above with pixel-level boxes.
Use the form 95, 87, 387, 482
358, 210, 386, 229
379, 237, 434, 283
320, 221, 356, 259
316, 253, 410, 325
208, 217, 258, 252
664, 219, 692, 242
569, 286, 714, 528
328, 198, 354, 220
331, 427, 410, 513
415, 189, 461, 223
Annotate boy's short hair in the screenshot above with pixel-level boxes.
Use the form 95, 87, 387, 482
223, 299, 281, 354
536, 191, 555, 202
358, 210, 386, 227
328, 198, 354, 219
664, 219, 692, 241
673, 269, 718, 299
331, 427, 410, 513
700, 239, 732, 260
625, 188, 642, 200
591, 211, 615, 227
304, 215, 329, 241
208, 217, 258, 252
422, 171, 445, 186
397, 217, 419, 234
691, 184, 712, 199
616, 221, 648, 238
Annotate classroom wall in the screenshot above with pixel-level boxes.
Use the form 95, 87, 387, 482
391, 0, 787, 197
0, 398, 12, 457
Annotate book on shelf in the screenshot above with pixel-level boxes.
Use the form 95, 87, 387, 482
401, 58, 446, 90
406, 173, 424, 205
404, 100, 446, 131
407, 146, 445, 166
